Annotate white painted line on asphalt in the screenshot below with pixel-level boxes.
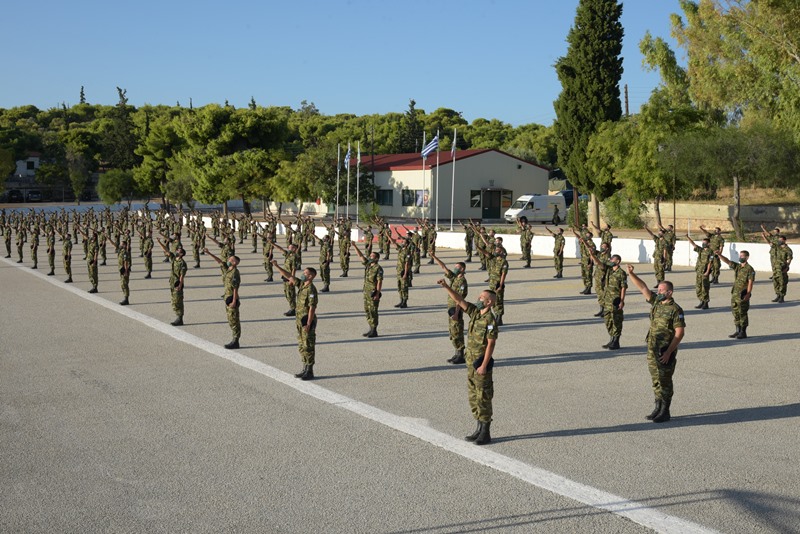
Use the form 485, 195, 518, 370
6, 257, 718, 534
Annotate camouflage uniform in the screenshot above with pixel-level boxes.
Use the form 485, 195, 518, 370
296, 281, 318, 367
119, 246, 131, 300
519, 225, 533, 267
663, 228, 676, 271
463, 224, 474, 261
579, 237, 595, 291
445, 269, 469, 353
86, 234, 99, 290
362, 258, 384, 329
487, 253, 508, 322
46, 230, 56, 273
222, 264, 241, 340
774, 244, 793, 298
645, 291, 686, 403
318, 237, 332, 289
603, 264, 627, 338
553, 232, 565, 276
693, 245, 713, 304
709, 233, 725, 282
283, 249, 301, 313
63, 236, 73, 280
396, 243, 412, 304
730, 260, 755, 329
169, 252, 188, 318
594, 247, 610, 306
464, 302, 498, 423
652, 235, 666, 283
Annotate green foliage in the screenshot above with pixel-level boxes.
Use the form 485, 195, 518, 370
567, 198, 589, 227
601, 191, 645, 228
97, 168, 136, 205
554, 0, 624, 200
398, 99, 424, 153
0, 147, 14, 179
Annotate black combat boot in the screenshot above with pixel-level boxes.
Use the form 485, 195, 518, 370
465, 421, 481, 441
450, 349, 465, 365
557, 272, 563, 278
265, 276, 273, 282
602, 336, 614, 349
593, 308, 604, 317
695, 301, 704, 309
736, 327, 748, 339
465, 257, 472, 263
701, 301, 709, 309
224, 339, 239, 350
119, 298, 129, 306
295, 365, 309, 378
394, 301, 402, 308
652, 400, 671, 423
321, 284, 329, 293
284, 309, 296, 317
367, 327, 378, 338
171, 316, 184, 326
47, 270, 54, 276
474, 422, 492, 445
728, 327, 741, 338
399, 300, 408, 309
496, 316, 503, 327
65, 277, 73, 283
607, 336, 620, 350
778, 296, 785, 303
145, 273, 152, 279
524, 262, 531, 268
772, 295, 780, 302
301, 365, 314, 380
645, 399, 663, 420
88, 287, 98, 294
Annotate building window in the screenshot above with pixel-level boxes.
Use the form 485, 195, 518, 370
375, 189, 393, 206
402, 189, 415, 206
470, 190, 482, 208
402, 189, 429, 207
502, 190, 513, 209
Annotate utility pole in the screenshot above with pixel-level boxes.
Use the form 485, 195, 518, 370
624, 84, 629, 117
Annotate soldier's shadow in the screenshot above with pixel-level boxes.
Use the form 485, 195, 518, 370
494, 402, 800, 443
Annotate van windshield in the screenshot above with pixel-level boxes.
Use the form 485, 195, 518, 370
510, 200, 528, 209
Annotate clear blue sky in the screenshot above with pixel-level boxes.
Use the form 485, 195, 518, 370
2, 0, 685, 126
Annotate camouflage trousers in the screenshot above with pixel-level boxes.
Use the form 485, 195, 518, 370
731, 295, 750, 328
449, 314, 465, 351
226, 303, 241, 339
144, 253, 153, 274
554, 253, 563, 275
363, 292, 380, 328
319, 261, 330, 285
284, 281, 296, 311
653, 256, 665, 283
171, 287, 184, 316
64, 257, 72, 277
710, 257, 721, 280
594, 276, 606, 306
491, 283, 505, 320
296, 319, 316, 366
695, 272, 710, 302
521, 245, 531, 263
31, 246, 38, 267
120, 273, 130, 298
665, 247, 674, 270
17, 243, 23, 261
466, 357, 493, 423
380, 240, 390, 259
339, 252, 350, 274
397, 275, 409, 301
647, 337, 677, 402
580, 260, 593, 288
412, 250, 421, 270
88, 262, 98, 287
603, 307, 624, 337
464, 240, 473, 258
48, 252, 55, 272
773, 267, 788, 296
263, 257, 273, 278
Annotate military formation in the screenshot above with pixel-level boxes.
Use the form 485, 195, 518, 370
2, 205, 796, 445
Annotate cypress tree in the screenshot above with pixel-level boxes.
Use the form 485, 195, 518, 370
554, 0, 624, 200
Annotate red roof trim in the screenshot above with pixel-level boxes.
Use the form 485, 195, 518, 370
347, 149, 551, 172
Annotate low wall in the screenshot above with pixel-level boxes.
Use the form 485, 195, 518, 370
641, 202, 800, 233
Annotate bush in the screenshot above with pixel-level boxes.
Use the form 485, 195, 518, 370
601, 191, 645, 228
566, 198, 588, 227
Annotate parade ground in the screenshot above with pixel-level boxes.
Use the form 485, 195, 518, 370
2, 242, 799, 533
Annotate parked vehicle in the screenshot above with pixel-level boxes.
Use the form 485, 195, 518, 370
6, 189, 24, 202
504, 194, 567, 224
26, 190, 42, 202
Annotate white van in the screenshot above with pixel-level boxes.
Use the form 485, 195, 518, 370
504, 194, 567, 224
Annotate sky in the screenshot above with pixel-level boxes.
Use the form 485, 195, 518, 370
2, 0, 686, 126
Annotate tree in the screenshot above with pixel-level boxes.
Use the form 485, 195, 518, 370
98, 87, 141, 170
97, 168, 137, 206
79, 86, 86, 105
134, 106, 184, 203
398, 99, 423, 153
554, 0, 624, 224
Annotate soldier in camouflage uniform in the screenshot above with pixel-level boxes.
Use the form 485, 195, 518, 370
581, 234, 611, 317
431, 252, 469, 364
273, 261, 319, 380
271, 241, 301, 316
78, 227, 99, 293
461, 221, 474, 263
770, 235, 792, 303
159, 238, 187, 326
486, 245, 509, 326
545, 226, 565, 278
659, 223, 677, 272
61, 230, 73, 283
390, 233, 412, 309
716, 250, 755, 340
517, 219, 534, 268
645, 226, 667, 287
46, 225, 56, 276
311, 233, 333, 292
627, 266, 686, 424
205, 248, 241, 349
600, 255, 627, 350
686, 235, 712, 309
437, 280, 498, 445
591, 221, 613, 250
761, 224, 781, 277
377, 219, 392, 260
701, 226, 725, 283
351, 242, 383, 338
577, 229, 595, 294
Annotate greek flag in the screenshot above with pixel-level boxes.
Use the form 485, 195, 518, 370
344, 146, 351, 169
421, 135, 439, 158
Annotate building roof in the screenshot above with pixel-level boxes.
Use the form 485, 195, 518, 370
349, 148, 550, 172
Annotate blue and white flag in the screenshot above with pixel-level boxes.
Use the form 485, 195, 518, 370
421, 135, 439, 158
344, 145, 351, 170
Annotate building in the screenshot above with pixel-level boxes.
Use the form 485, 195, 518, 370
362, 149, 550, 222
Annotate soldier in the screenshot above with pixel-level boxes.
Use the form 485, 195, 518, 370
600, 254, 627, 350
259, 222, 276, 282
273, 261, 319, 380
61, 230, 73, 283
158, 238, 187, 325
351, 242, 383, 338
771, 235, 793, 303
486, 244, 509, 326
700, 226, 725, 283
116, 238, 132, 305
461, 220, 474, 262
591, 221, 613, 249
659, 223, 677, 272
311, 232, 333, 292
377, 218, 392, 260
15, 223, 25, 263
577, 228, 595, 294
335, 224, 351, 277
45, 225, 56, 276
356, 223, 374, 257
78, 227, 100, 293
517, 218, 534, 268
431, 252, 468, 364
205, 248, 241, 349
716, 249, 755, 340
436, 280, 498, 445
3, 222, 11, 258
645, 226, 667, 287
389, 233, 412, 309
626, 266, 685, 424
579, 231, 611, 318
271, 240, 301, 317
426, 221, 437, 263
140, 227, 154, 278
544, 226, 565, 278
29, 225, 39, 269
686, 235, 713, 309
403, 225, 423, 274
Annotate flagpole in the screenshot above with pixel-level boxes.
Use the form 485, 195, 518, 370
346, 141, 351, 219
336, 143, 341, 221
435, 128, 440, 227
450, 128, 457, 231
421, 131, 426, 220
356, 141, 360, 225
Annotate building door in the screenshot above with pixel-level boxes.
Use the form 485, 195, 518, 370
482, 190, 501, 219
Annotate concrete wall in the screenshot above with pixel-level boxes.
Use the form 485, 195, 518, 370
641, 202, 800, 233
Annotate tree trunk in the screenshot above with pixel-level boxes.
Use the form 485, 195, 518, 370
731, 174, 744, 241
262, 197, 268, 219
653, 196, 662, 228
223, 201, 229, 219
589, 193, 600, 229
241, 194, 251, 216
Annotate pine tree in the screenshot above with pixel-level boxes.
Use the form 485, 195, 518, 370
554, 0, 624, 200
